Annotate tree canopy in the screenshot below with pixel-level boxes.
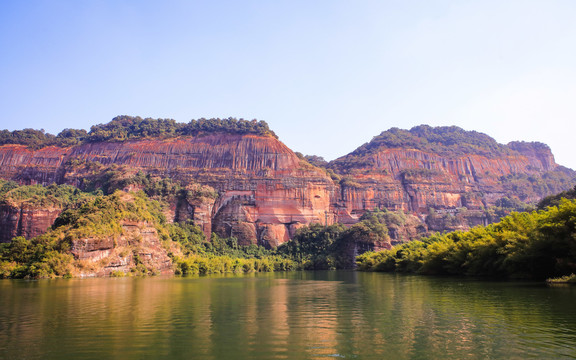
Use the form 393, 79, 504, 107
357, 198, 576, 280
329, 125, 550, 172
0, 115, 276, 149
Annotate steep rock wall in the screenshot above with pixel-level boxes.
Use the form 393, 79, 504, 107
0, 132, 573, 245
334, 147, 569, 224
0, 134, 336, 246
0, 203, 62, 242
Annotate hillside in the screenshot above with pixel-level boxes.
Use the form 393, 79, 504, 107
0, 118, 574, 249
328, 125, 576, 232
0, 117, 335, 247
0, 189, 297, 278
357, 198, 576, 280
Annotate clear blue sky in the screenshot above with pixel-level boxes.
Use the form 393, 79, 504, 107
1, 1, 575, 168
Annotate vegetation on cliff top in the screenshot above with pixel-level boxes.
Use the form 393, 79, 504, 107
0, 115, 276, 149
87, 115, 276, 142
357, 125, 518, 156
329, 125, 550, 172
357, 198, 576, 280
0, 128, 89, 149
0, 180, 90, 208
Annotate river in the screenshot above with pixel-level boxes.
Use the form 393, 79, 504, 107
1, 271, 576, 359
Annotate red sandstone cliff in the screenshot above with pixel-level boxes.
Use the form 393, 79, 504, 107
331, 143, 574, 225
0, 202, 62, 242
0, 134, 336, 246
71, 220, 173, 277
0, 126, 574, 246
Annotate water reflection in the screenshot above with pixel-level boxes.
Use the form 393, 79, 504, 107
1, 272, 576, 359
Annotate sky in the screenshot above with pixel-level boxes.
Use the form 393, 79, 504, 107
1, 0, 576, 168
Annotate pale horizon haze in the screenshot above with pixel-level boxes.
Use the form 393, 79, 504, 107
1, 1, 575, 168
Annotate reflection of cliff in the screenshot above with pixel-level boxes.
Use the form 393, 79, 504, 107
1, 273, 571, 359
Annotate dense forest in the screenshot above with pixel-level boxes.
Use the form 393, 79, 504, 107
0, 116, 276, 149
0, 179, 296, 278
357, 196, 576, 280
0, 175, 401, 278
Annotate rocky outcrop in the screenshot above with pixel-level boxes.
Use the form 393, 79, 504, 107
71, 220, 173, 277
0, 202, 62, 242
0, 126, 574, 246
0, 133, 336, 246
331, 146, 575, 228
507, 141, 556, 171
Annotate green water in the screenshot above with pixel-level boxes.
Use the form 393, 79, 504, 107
1, 271, 576, 359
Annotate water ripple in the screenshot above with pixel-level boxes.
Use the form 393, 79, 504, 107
2, 273, 576, 359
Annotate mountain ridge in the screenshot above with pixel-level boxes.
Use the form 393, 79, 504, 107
1, 117, 574, 247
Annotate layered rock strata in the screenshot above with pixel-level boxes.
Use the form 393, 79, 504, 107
0, 134, 336, 246
331, 144, 572, 224
71, 220, 173, 277
0, 129, 573, 246
0, 203, 62, 242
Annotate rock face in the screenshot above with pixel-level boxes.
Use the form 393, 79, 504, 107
0, 203, 62, 242
0, 126, 574, 246
0, 134, 336, 246
172, 193, 216, 241
330, 137, 575, 227
71, 220, 173, 277
337, 149, 538, 212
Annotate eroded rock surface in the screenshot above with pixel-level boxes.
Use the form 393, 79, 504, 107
0, 128, 574, 246
71, 220, 173, 277
0, 203, 62, 242
0, 134, 336, 246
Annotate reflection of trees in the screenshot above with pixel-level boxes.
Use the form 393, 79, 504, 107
2, 273, 576, 359
357, 273, 576, 359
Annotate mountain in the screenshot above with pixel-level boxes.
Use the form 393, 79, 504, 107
329, 125, 575, 232
0, 119, 574, 247
0, 117, 336, 247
